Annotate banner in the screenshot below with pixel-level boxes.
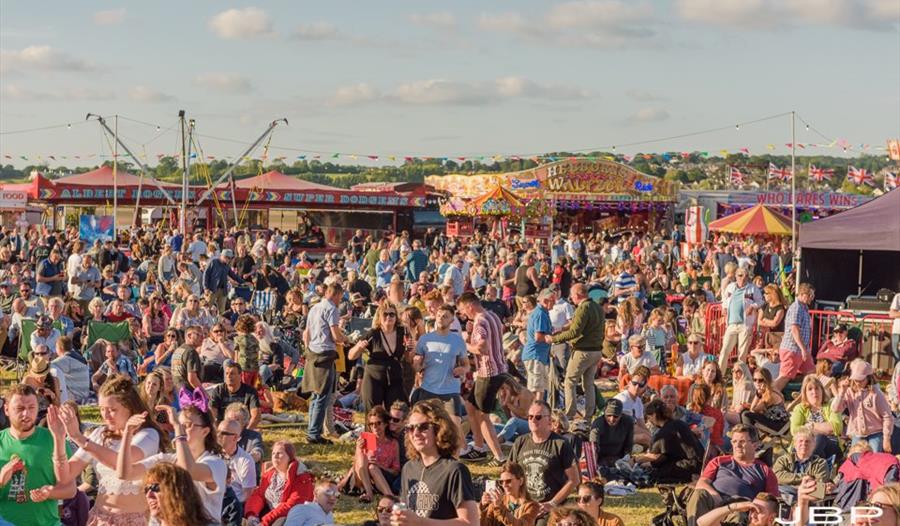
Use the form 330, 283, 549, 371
79, 215, 114, 244
684, 206, 708, 244
0, 190, 28, 211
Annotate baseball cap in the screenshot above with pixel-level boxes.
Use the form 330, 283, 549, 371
221, 249, 235, 258
605, 399, 624, 417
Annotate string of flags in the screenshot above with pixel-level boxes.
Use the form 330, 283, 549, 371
731, 163, 897, 191
1, 140, 891, 166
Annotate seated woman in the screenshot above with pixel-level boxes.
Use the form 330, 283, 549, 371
724, 361, 754, 426
634, 399, 704, 484
676, 333, 710, 378
688, 384, 724, 451
143, 462, 215, 526
495, 376, 533, 445
742, 368, 790, 435
790, 375, 843, 461
480, 461, 539, 526
244, 441, 313, 526
362, 495, 398, 526
138, 328, 179, 376
617, 334, 660, 388
340, 406, 400, 503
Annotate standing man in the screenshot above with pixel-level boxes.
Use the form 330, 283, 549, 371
552, 283, 605, 420
302, 283, 347, 444
35, 250, 66, 305
68, 254, 100, 312
412, 305, 469, 430
203, 249, 243, 314
522, 290, 554, 402
718, 268, 763, 370
443, 255, 465, 300
171, 326, 204, 392
457, 292, 507, 466
405, 239, 429, 283
509, 400, 579, 517
0, 385, 76, 525
773, 283, 815, 392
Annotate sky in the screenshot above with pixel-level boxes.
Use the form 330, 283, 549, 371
1, 1, 898, 169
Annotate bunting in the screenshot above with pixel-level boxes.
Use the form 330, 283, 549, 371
847, 166, 875, 187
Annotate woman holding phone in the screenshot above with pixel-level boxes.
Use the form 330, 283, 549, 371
339, 406, 400, 503
480, 461, 538, 526
348, 304, 407, 412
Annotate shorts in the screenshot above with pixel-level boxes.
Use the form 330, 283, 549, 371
778, 348, 814, 379
466, 374, 507, 413
411, 389, 466, 418
524, 360, 550, 391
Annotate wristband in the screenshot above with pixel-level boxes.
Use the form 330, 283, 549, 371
173, 435, 188, 443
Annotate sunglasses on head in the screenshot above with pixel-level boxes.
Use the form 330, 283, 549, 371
405, 422, 434, 434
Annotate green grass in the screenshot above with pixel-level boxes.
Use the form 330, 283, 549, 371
0, 370, 664, 525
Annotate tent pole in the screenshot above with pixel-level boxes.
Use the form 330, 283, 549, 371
113, 115, 118, 236
791, 111, 799, 291
858, 250, 864, 295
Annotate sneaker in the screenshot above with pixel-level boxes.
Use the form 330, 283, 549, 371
307, 436, 333, 445
460, 448, 489, 462
485, 456, 506, 468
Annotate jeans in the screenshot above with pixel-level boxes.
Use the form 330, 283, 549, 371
307, 369, 335, 440
497, 417, 529, 443
892, 334, 900, 362
852, 432, 885, 453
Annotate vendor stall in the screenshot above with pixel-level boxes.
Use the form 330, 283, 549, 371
427, 158, 677, 237
707, 204, 793, 236
440, 184, 529, 239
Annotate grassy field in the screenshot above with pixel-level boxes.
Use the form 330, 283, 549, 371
3, 373, 664, 525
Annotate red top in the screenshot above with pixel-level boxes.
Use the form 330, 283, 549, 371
244, 461, 314, 526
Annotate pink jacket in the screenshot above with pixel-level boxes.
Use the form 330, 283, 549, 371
831, 386, 893, 439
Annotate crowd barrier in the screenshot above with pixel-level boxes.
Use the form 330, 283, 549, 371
703, 305, 895, 373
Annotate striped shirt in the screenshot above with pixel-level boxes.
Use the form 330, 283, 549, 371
472, 309, 507, 378
779, 300, 811, 354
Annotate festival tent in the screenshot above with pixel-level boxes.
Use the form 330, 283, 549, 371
708, 204, 793, 236
52, 165, 177, 187
799, 188, 900, 302
232, 170, 341, 191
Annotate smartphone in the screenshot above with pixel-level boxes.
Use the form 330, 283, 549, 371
361, 431, 377, 453
485, 480, 497, 493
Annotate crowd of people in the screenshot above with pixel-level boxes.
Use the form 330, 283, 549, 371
0, 222, 899, 526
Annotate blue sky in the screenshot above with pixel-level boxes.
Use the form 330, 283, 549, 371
1, 1, 898, 167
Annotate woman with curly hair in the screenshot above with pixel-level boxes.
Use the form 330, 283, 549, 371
48, 375, 167, 526
392, 400, 478, 524
144, 463, 215, 526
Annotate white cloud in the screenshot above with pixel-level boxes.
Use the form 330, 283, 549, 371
626, 107, 670, 124
478, 2, 659, 48
408, 12, 457, 29
676, 0, 896, 30
292, 22, 341, 41
0, 45, 93, 73
329, 83, 379, 106
1, 84, 115, 101
193, 73, 253, 94
128, 86, 175, 103
93, 8, 126, 26
330, 77, 590, 107
209, 8, 275, 39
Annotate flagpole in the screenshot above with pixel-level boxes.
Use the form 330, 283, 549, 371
113, 115, 118, 236
791, 111, 799, 290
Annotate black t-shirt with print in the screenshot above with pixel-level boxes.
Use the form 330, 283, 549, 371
509, 432, 576, 502
401, 457, 475, 520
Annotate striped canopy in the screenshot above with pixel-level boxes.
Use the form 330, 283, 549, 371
708, 204, 793, 236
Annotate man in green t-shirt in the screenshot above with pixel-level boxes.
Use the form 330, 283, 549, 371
0, 385, 75, 526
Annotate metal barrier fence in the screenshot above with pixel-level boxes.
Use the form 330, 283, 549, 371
703, 305, 895, 373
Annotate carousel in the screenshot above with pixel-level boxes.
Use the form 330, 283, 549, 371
441, 184, 542, 239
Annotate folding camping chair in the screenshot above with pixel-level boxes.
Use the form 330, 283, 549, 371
251, 289, 277, 323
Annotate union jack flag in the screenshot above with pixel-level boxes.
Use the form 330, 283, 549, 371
729, 166, 744, 185
848, 166, 875, 187
767, 163, 791, 181
885, 172, 898, 191
808, 164, 834, 182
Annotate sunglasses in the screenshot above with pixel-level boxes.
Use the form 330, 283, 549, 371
383, 312, 397, 318
631, 381, 647, 388
322, 489, 340, 498
368, 420, 385, 427
218, 431, 238, 437
212, 329, 223, 334
688, 340, 701, 345
405, 422, 434, 434
753, 378, 766, 383
576, 495, 594, 504
389, 416, 403, 423
144, 483, 160, 495
499, 478, 516, 486
527, 414, 546, 421
377, 506, 392, 513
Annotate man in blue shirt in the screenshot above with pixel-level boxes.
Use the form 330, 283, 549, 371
718, 268, 763, 371
203, 249, 243, 313
404, 239, 429, 283
522, 289, 554, 401
412, 304, 469, 421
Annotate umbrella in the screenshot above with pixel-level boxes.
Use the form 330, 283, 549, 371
708, 204, 793, 236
